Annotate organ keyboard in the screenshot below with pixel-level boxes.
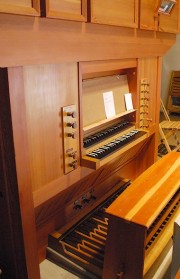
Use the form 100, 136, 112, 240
47, 152, 180, 279
83, 121, 131, 148
81, 120, 148, 169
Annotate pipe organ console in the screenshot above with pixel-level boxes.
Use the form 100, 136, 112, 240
3, 58, 175, 279
44, 59, 180, 278
0, 7, 179, 279
47, 152, 180, 279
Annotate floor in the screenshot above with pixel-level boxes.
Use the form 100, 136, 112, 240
40, 112, 180, 279
40, 250, 172, 279
40, 260, 80, 279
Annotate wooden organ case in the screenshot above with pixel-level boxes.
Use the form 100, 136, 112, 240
0, 3, 179, 278
46, 59, 180, 278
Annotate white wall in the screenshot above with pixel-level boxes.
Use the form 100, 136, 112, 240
161, 34, 180, 104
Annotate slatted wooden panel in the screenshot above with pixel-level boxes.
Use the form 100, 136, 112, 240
167, 71, 180, 113
169, 71, 180, 97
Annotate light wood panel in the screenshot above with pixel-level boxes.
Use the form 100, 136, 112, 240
90, 0, 138, 28
80, 59, 137, 80
106, 152, 180, 225
0, 14, 176, 67
46, 0, 87, 21
140, 0, 159, 31
0, 0, 40, 16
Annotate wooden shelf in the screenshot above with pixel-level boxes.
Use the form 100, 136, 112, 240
83, 109, 136, 136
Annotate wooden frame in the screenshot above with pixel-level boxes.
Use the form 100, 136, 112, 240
46, 0, 87, 22
89, 0, 138, 28
0, 0, 40, 16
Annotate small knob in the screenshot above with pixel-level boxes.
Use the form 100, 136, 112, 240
82, 195, 90, 204
67, 132, 77, 139
67, 122, 77, 129
73, 201, 82, 210
69, 160, 78, 169
67, 111, 76, 118
69, 151, 78, 159
90, 194, 96, 200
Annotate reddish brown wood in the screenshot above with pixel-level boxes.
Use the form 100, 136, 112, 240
0, 68, 28, 278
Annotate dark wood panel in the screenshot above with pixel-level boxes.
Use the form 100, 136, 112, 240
0, 68, 28, 279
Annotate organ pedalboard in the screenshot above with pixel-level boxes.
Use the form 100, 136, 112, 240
47, 179, 131, 279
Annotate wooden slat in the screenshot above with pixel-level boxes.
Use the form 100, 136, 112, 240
144, 207, 180, 275
160, 120, 180, 130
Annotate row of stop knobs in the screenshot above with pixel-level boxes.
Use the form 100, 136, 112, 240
66, 110, 78, 170
69, 151, 78, 169
67, 111, 77, 139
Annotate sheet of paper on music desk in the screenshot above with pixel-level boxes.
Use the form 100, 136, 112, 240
103, 91, 116, 118
124, 93, 133, 111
